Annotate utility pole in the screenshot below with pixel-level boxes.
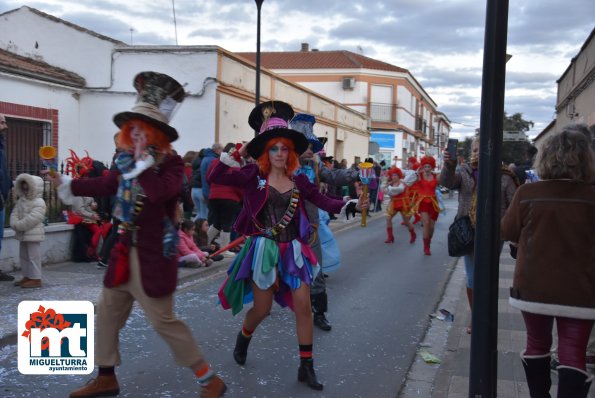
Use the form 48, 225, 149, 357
255, 0, 264, 136
172, 0, 179, 45
469, 0, 509, 396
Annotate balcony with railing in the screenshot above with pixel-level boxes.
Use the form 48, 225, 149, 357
369, 103, 396, 122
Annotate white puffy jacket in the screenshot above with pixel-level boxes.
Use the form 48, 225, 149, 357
9, 173, 46, 242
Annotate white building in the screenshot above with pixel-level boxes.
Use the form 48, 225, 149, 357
238, 44, 451, 168
0, 6, 370, 174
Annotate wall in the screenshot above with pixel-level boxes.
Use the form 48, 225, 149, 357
0, 7, 116, 87
0, 224, 74, 271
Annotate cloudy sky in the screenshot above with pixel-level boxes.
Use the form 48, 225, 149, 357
1, 0, 594, 138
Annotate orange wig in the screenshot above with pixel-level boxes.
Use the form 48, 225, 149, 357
256, 137, 299, 177
117, 119, 172, 152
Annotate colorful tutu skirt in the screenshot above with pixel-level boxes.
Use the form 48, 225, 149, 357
218, 235, 320, 315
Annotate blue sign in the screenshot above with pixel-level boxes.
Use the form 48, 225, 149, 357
370, 132, 395, 148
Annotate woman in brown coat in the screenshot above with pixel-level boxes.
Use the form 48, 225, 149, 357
501, 124, 595, 398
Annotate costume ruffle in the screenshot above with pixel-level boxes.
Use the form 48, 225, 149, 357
218, 235, 320, 315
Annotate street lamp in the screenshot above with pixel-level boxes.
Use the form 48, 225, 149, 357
255, 0, 264, 133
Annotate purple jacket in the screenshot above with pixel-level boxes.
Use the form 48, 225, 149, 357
209, 162, 346, 237
71, 154, 183, 298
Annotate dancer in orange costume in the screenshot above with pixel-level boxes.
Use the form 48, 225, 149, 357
402, 156, 421, 225
409, 156, 440, 255
384, 166, 416, 244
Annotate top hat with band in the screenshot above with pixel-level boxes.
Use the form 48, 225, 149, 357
290, 113, 323, 154
113, 71, 185, 142
246, 101, 309, 159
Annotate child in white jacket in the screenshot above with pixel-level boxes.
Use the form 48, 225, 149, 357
10, 173, 46, 288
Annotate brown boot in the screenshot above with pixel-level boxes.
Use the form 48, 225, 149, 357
199, 375, 226, 398
69, 374, 120, 398
14, 277, 31, 286
21, 279, 42, 288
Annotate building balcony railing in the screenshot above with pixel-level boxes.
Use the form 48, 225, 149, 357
369, 103, 396, 122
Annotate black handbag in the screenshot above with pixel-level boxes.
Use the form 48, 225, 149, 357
447, 215, 475, 257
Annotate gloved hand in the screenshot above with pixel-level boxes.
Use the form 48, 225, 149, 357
122, 155, 155, 180
220, 152, 240, 168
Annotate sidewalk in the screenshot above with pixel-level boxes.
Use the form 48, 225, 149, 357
0, 213, 362, 347
400, 251, 595, 397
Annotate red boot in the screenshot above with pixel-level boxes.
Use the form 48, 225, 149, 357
409, 228, 417, 244
413, 213, 421, 225
385, 227, 394, 243
423, 238, 431, 255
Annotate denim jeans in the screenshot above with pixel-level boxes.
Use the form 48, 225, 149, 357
191, 188, 208, 220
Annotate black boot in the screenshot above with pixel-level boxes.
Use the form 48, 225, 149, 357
557, 366, 592, 398
298, 358, 323, 391
521, 351, 551, 398
313, 313, 332, 331
233, 331, 251, 365
311, 293, 332, 331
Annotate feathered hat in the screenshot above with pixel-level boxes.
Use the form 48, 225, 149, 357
246, 101, 309, 159
419, 155, 436, 169
113, 71, 186, 142
387, 166, 404, 179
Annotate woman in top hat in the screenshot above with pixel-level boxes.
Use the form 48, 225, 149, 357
409, 155, 440, 255
48, 71, 226, 398
210, 101, 368, 391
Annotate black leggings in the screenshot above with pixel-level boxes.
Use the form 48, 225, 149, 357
207, 199, 240, 232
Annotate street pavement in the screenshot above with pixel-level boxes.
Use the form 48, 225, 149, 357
1, 197, 592, 397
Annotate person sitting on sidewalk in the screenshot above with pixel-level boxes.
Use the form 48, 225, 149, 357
193, 218, 223, 261
177, 220, 213, 268
10, 173, 46, 288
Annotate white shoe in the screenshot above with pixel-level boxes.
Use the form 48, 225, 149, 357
222, 251, 236, 258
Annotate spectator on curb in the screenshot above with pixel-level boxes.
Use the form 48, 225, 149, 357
190, 149, 207, 220
10, 173, 46, 288
200, 143, 222, 241
502, 124, 595, 398
177, 220, 212, 268
0, 114, 14, 281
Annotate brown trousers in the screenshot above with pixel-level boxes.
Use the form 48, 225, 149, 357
95, 247, 203, 367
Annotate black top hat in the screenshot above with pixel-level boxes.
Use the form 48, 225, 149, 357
113, 71, 186, 142
246, 101, 308, 159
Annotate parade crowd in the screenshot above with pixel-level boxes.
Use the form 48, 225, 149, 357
0, 71, 593, 398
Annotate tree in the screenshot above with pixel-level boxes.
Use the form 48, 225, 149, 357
502, 112, 534, 165
471, 112, 535, 165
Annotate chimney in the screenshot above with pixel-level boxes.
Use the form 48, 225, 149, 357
300, 42, 309, 52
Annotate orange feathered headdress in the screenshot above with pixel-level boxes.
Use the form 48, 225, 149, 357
419, 155, 436, 169
387, 166, 404, 179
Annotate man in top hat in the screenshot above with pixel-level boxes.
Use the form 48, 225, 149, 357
48, 71, 226, 398
291, 113, 360, 331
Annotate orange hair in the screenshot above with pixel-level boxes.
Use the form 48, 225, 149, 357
256, 137, 299, 177
117, 119, 172, 152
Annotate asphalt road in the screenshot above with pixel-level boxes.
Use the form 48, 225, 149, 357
0, 200, 457, 398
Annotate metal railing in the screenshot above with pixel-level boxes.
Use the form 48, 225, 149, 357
369, 103, 396, 122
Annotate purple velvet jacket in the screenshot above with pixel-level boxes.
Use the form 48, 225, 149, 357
209, 162, 346, 237
71, 154, 183, 297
